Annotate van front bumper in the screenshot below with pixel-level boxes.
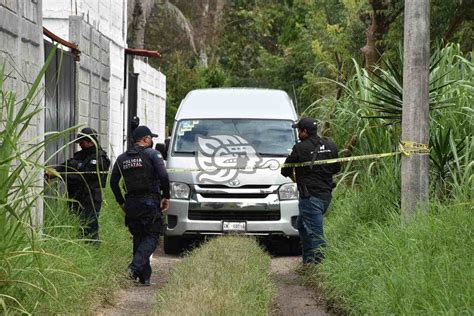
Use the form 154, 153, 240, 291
165, 198, 299, 237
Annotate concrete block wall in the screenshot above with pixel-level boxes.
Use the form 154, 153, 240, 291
43, 0, 127, 159
133, 58, 166, 143
69, 16, 111, 147
0, 0, 45, 226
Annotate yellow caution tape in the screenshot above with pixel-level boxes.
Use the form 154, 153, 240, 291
399, 140, 430, 156
167, 141, 430, 173
51, 171, 110, 175
165, 152, 397, 173
50, 141, 429, 175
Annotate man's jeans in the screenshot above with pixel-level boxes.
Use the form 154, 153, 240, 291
297, 196, 331, 264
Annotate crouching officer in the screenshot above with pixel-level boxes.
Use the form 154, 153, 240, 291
281, 117, 341, 264
110, 125, 170, 286
48, 127, 110, 242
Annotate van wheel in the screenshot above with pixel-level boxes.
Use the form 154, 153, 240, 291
288, 237, 302, 256
164, 235, 182, 254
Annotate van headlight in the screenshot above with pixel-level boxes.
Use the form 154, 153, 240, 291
279, 183, 298, 200
171, 182, 191, 199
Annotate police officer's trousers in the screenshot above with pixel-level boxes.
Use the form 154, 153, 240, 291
125, 197, 163, 283
69, 189, 102, 242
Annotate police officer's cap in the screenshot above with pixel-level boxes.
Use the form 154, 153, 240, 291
292, 117, 317, 134
76, 127, 99, 143
132, 125, 158, 141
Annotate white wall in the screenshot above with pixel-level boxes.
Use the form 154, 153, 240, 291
108, 45, 125, 158
43, 0, 127, 159
0, 0, 45, 226
43, 0, 126, 45
133, 58, 167, 143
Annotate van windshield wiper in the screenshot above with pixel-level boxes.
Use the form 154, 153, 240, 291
257, 152, 289, 157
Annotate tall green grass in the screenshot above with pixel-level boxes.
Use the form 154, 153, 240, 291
154, 236, 273, 315
37, 190, 131, 313
301, 43, 473, 314
314, 190, 473, 313
0, 49, 61, 314
2, 190, 131, 314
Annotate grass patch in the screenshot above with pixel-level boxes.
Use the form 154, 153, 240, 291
303, 175, 473, 314
1, 189, 131, 314
154, 236, 273, 315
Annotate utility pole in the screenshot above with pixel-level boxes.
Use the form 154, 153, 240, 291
401, 0, 430, 222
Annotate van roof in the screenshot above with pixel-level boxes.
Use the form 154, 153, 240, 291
175, 88, 297, 120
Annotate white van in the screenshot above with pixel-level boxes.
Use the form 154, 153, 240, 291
163, 88, 300, 254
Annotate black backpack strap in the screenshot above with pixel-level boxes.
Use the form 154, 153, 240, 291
308, 137, 323, 170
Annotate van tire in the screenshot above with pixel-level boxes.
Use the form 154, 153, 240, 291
164, 235, 182, 254
288, 237, 302, 256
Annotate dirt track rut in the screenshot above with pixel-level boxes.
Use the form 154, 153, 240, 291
96, 244, 181, 316
271, 256, 328, 316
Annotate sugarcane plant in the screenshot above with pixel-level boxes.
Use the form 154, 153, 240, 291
305, 43, 473, 198
0, 45, 83, 315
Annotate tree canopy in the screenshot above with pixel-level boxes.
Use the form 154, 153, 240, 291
129, 0, 473, 125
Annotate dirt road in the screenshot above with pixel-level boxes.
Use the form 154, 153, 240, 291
96, 248, 327, 315
96, 245, 181, 316
271, 256, 328, 316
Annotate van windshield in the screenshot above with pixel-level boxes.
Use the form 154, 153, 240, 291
173, 119, 296, 156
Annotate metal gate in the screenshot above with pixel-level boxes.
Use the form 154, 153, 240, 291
44, 40, 76, 166
127, 72, 139, 146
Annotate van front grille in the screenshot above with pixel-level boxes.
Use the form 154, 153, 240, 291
199, 193, 269, 199
188, 210, 280, 221
197, 184, 272, 189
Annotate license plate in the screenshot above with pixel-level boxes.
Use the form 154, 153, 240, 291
222, 221, 246, 233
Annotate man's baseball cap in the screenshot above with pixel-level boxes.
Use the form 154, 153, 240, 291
75, 127, 98, 143
132, 125, 158, 141
292, 117, 317, 133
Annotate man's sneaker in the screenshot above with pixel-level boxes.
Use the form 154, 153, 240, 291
127, 267, 138, 281
136, 279, 151, 286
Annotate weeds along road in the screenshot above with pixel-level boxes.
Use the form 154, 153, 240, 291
96, 243, 328, 316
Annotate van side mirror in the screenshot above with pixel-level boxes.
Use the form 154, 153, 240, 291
155, 137, 171, 160
155, 143, 167, 160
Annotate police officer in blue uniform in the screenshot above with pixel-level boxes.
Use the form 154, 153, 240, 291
110, 126, 170, 286
281, 117, 341, 264
48, 127, 110, 242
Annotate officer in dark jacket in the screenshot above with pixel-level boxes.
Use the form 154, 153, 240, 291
50, 127, 110, 242
110, 125, 170, 286
281, 117, 341, 264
